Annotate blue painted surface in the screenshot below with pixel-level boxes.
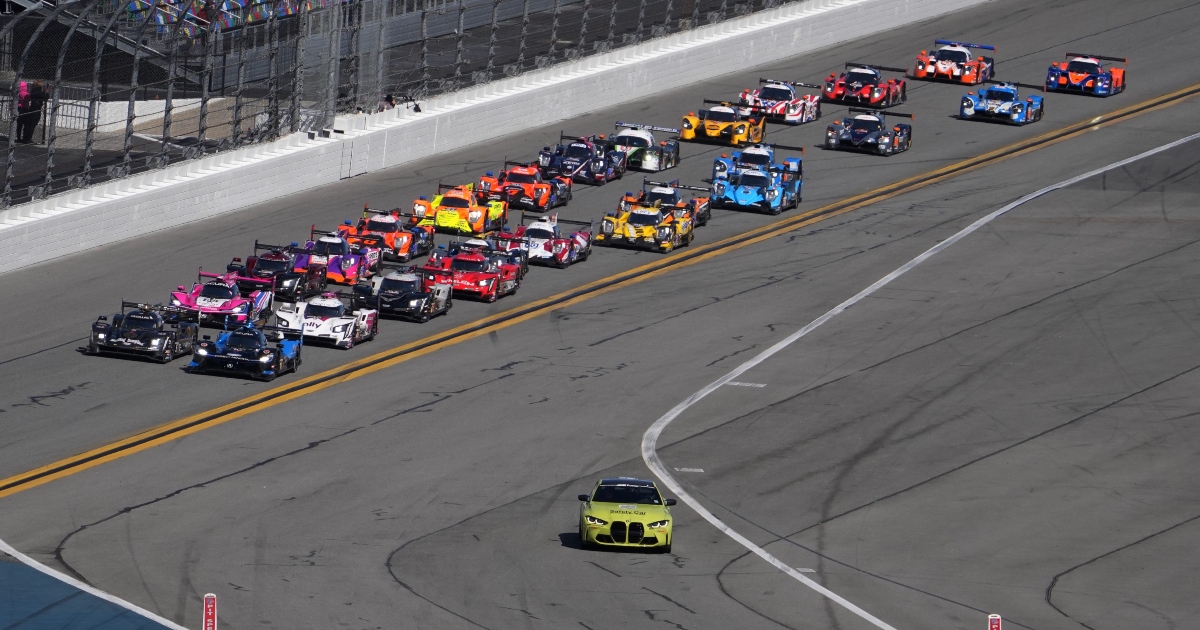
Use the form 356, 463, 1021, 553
0, 557, 171, 630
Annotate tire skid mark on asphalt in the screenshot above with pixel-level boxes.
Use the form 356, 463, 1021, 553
4, 80, 1200, 502
641, 131, 1200, 630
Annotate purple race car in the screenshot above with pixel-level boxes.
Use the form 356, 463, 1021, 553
293, 225, 382, 285
170, 270, 274, 328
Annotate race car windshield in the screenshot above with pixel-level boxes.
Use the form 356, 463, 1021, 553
440, 196, 472, 208
506, 172, 540, 184
850, 118, 883, 132
312, 240, 349, 256
614, 135, 650, 148
758, 86, 793, 101
121, 316, 157, 330
983, 89, 1015, 101
702, 109, 738, 123
254, 258, 290, 273
628, 212, 662, 226
737, 174, 771, 189
934, 49, 969, 63
646, 191, 679, 205
225, 333, 264, 349
451, 258, 489, 272
565, 144, 593, 158
738, 152, 771, 166
380, 278, 421, 293
592, 485, 663, 505
526, 228, 556, 240
199, 283, 236, 300
1066, 60, 1101, 75
845, 70, 878, 85
366, 219, 398, 232
307, 303, 345, 318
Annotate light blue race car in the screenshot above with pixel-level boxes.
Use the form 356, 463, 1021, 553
711, 167, 800, 215
712, 143, 802, 182
959, 82, 1045, 125
185, 324, 303, 381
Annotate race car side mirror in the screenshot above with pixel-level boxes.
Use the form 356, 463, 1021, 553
977, 56, 984, 61
660, 141, 667, 146
919, 50, 926, 55
232, 257, 242, 262
177, 285, 186, 292
202, 335, 211, 340
98, 315, 108, 321
542, 146, 549, 151
578, 494, 589, 501
665, 498, 678, 506
1052, 62, 1060, 68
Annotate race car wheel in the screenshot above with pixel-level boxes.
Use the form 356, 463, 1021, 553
900, 85, 907, 103
661, 541, 672, 554
579, 521, 594, 550
368, 319, 378, 341
158, 347, 174, 364
487, 288, 498, 303
420, 311, 431, 323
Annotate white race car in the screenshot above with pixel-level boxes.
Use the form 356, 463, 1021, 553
738, 78, 822, 124
275, 291, 378, 349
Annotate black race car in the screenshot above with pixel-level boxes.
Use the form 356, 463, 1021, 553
538, 133, 627, 185
227, 241, 326, 301
355, 265, 453, 323
824, 108, 914, 156
87, 302, 199, 363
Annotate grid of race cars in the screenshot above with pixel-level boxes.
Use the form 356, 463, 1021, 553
86, 43, 1127, 398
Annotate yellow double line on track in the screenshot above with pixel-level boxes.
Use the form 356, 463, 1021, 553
2, 81, 1199, 500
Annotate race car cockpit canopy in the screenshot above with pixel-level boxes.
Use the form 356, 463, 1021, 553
757, 84, 795, 101
933, 47, 970, 63
613, 130, 653, 147
199, 282, 236, 300
850, 115, 884, 131
313, 237, 350, 256
701, 106, 739, 122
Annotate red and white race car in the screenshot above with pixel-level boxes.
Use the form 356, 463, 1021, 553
823, 63, 908, 108
501, 213, 594, 268
738, 78, 822, 124
421, 249, 521, 302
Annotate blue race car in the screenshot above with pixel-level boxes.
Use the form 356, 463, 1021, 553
712, 143, 803, 182
1045, 53, 1127, 97
538, 133, 627, 185
185, 324, 302, 381
959, 82, 1045, 125
711, 167, 800, 215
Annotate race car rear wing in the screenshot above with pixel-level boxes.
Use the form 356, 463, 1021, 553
1065, 52, 1126, 63
262, 324, 304, 343
362, 204, 398, 218
503, 160, 540, 170
310, 225, 343, 240
701, 99, 770, 113
848, 108, 914, 118
757, 78, 823, 90
253, 239, 300, 254
844, 62, 909, 73
615, 121, 681, 133
331, 290, 381, 311
644, 178, 709, 193
558, 132, 603, 144
199, 268, 275, 289
933, 40, 996, 51
980, 79, 1046, 92
120, 300, 201, 322
747, 142, 806, 153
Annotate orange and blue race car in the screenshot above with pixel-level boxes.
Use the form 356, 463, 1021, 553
823, 63, 908, 108
1045, 52, 1127, 97
910, 40, 996, 85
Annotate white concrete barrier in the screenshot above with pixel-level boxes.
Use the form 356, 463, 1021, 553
0, 0, 988, 274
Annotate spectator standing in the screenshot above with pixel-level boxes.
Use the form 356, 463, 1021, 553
14, 81, 31, 144
376, 94, 396, 113
20, 81, 49, 144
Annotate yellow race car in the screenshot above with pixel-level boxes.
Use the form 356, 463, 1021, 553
680, 99, 767, 146
412, 183, 508, 236
578, 477, 676, 553
596, 200, 693, 253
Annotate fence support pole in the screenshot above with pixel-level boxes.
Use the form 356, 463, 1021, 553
577, 0, 589, 52
547, 0, 559, 59
197, 13, 218, 154
267, 1, 281, 137
454, 0, 465, 83
517, 0, 529, 68
161, 20, 187, 165
292, 7, 309, 133
375, 0, 386, 103
45, 3, 102, 193
419, 8, 429, 95
486, 0, 499, 77
125, 11, 157, 173
636, 0, 646, 41
662, 0, 673, 34
232, 12, 248, 145
326, 6, 341, 127
83, 7, 132, 188
606, 0, 617, 50
691, 0, 699, 30
343, 0, 360, 112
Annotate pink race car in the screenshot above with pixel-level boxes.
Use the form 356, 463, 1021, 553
170, 269, 274, 328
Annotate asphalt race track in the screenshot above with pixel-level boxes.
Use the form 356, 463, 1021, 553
3, 0, 1200, 628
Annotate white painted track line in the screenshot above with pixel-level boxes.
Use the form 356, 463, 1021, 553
642, 130, 1200, 629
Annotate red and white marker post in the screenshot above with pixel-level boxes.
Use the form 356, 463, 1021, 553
203, 593, 218, 630
988, 614, 1002, 630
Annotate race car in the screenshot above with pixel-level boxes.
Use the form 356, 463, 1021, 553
959, 82, 1045, 125
341, 206, 436, 261
501, 213, 594, 268
824, 109, 914, 156
618, 178, 712, 227
87, 301, 199, 363
910, 40, 996, 84
823, 63, 908, 107
170, 269, 274, 328
185, 324, 302, 381
411, 183, 508, 236
355, 264, 452, 323
538, 133, 627, 184
680, 100, 767, 146
711, 167, 800, 215
274, 291, 379, 349
478, 161, 572, 213
578, 477, 676, 553
596, 202, 693, 253
608, 123, 681, 172
738, 78, 822, 124
227, 241, 326, 302
295, 227, 381, 284
711, 142, 803, 184
422, 249, 521, 303
1045, 52, 1127, 96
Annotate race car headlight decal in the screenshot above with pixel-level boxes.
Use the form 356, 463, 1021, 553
171, 298, 181, 306
95, 333, 106, 339
236, 303, 250, 313
735, 124, 746, 134
331, 323, 350, 333
413, 204, 424, 216
554, 242, 566, 253
150, 338, 161, 346
478, 279, 491, 287
682, 119, 692, 130
409, 299, 423, 307
714, 182, 726, 195
468, 210, 483, 223
657, 227, 671, 239
602, 221, 614, 234
647, 520, 669, 529
196, 348, 208, 356
585, 515, 608, 526
259, 353, 273, 363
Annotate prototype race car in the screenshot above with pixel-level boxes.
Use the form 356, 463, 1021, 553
711, 167, 800, 215
960, 82, 1045, 125
171, 270, 274, 328
738, 78, 822, 124
274, 291, 379, 349
608, 123, 681, 172
1046, 52, 1127, 96
597, 203, 693, 253
355, 265, 452, 322
680, 101, 767, 146
87, 302, 199, 363
227, 241, 326, 302
412, 183, 508, 236
479, 161, 573, 213
341, 206, 436, 261
823, 63, 908, 107
502, 213, 594, 268
910, 40, 996, 84
422, 249, 521, 302
618, 178, 712, 227
711, 143, 803, 184
824, 109, 914, 156
538, 133, 627, 184
185, 324, 302, 381
578, 477, 676, 553
295, 227, 381, 284
451, 237, 531, 280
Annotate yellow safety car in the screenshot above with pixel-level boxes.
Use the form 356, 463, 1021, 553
411, 183, 508, 236
596, 200, 693, 253
578, 477, 676, 553
680, 99, 767, 146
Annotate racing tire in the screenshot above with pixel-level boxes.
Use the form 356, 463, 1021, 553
368, 319, 378, 341
86, 341, 99, 355
419, 312, 431, 323
579, 522, 594, 550
660, 542, 672, 554
487, 288, 498, 303
158, 346, 174, 364
900, 85, 907, 103
343, 336, 355, 350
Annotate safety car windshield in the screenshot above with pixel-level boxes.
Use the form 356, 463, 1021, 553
451, 258, 489, 272
934, 49, 969, 63
440, 196, 472, 208
849, 118, 883, 132
306, 303, 345, 318
646, 191, 679, 205
737, 174, 771, 189
506, 172, 540, 184
1066, 60, 1100, 75
366, 219, 398, 232
312, 240, 349, 256
225, 332, 265, 349
702, 109, 737, 123
254, 258, 290, 273
121, 316, 157, 330
983, 89, 1015, 101
199, 283, 236, 300
591, 485, 663, 505
628, 212, 662, 226
564, 144, 593, 158
845, 70, 879, 85
380, 278, 421, 293
614, 135, 650, 148
758, 86, 793, 101
526, 228, 556, 240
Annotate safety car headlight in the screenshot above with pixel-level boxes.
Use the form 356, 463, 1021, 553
331, 323, 350, 333
585, 515, 608, 526
647, 520, 669, 529
196, 348, 208, 356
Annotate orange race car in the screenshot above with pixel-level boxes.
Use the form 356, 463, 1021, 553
910, 40, 996, 84
478, 160, 573, 213
411, 183, 509, 236
338, 205, 436, 262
